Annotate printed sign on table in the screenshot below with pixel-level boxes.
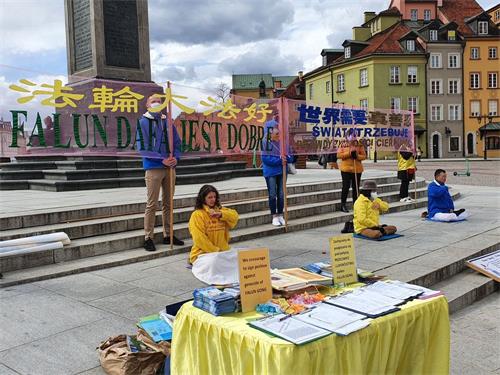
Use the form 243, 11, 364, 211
238, 248, 272, 312
329, 234, 358, 286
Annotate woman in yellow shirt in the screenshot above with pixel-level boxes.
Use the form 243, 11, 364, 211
353, 180, 397, 239
397, 145, 416, 203
188, 185, 239, 264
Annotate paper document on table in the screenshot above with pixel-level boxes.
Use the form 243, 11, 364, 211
249, 314, 331, 345
365, 281, 423, 300
325, 289, 400, 317
334, 319, 372, 336
386, 280, 442, 299
356, 288, 406, 307
294, 303, 370, 335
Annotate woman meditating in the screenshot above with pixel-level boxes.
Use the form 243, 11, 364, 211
188, 185, 239, 284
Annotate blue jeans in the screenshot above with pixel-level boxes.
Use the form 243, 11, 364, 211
265, 174, 284, 215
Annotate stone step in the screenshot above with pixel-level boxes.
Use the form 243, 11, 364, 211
1, 155, 227, 170
433, 269, 498, 314
0, 171, 45, 180
0, 180, 30, 190
0, 175, 404, 229
380, 228, 499, 289
0, 181, 427, 242
0, 190, 439, 274
41, 162, 248, 180
0, 194, 438, 287
19, 168, 262, 191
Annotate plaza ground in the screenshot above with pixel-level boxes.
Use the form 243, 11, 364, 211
0, 163, 499, 374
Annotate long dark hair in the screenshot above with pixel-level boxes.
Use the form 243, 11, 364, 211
195, 185, 221, 210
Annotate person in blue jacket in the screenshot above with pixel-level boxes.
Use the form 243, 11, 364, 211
427, 169, 468, 222
136, 95, 184, 251
261, 115, 295, 226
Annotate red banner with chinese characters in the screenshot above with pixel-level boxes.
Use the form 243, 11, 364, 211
1, 75, 414, 158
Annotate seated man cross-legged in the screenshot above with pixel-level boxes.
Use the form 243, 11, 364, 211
353, 180, 397, 239
427, 169, 468, 222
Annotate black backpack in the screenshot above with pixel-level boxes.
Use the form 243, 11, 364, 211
341, 221, 354, 233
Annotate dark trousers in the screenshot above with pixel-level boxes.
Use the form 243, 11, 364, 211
265, 174, 284, 215
398, 170, 414, 199
341, 172, 362, 205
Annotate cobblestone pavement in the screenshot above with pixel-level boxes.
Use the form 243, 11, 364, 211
311, 159, 500, 187
450, 292, 500, 374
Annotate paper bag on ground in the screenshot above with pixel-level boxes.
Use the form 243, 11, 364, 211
98, 334, 165, 375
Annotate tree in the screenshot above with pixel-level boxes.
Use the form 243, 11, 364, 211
215, 82, 230, 103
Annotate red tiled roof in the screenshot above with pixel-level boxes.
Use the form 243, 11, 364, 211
379, 6, 402, 17
333, 22, 418, 65
439, 0, 484, 36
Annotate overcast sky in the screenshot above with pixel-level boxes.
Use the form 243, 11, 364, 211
0, 0, 497, 118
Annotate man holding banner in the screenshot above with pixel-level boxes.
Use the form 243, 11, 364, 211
137, 95, 184, 252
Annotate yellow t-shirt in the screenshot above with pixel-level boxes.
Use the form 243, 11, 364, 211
353, 194, 389, 233
188, 205, 239, 264
397, 152, 416, 171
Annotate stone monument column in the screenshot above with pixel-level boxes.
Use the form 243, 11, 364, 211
60, 0, 162, 155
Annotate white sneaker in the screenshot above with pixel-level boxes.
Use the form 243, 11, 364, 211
272, 217, 281, 226
406, 197, 414, 202
400, 198, 408, 202
278, 216, 286, 226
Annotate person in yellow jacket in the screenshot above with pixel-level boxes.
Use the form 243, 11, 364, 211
353, 180, 397, 239
338, 131, 366, 212
189, 184, 239, 264
397, 144, 417, 203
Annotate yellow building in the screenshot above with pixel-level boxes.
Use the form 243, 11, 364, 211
462, 12, 500, 158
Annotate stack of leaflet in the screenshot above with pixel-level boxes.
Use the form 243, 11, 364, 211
326, 288, 403, 318
271, 268, 332, 292
303, 262, 333, 278
223, 286, 241, 312
193, 286, 236, 316
137, 314, 173, 342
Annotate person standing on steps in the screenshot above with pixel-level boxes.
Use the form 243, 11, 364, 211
261, 114, 295, 227
338, 130, 366, 213
137, 95, 184, 252
397, 145, 416, 203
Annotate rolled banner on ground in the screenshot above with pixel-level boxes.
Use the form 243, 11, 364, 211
0, 242, 64, 256
0, 232, 71, 249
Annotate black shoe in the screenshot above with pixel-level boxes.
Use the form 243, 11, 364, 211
144, 238, 156, 252
453, 209, 465, 216
340, 205, 349, 213
163, 236, 185, 246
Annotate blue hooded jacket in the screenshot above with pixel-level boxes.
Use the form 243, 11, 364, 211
136, 112, 182, 170
261, 120, 294, 178
427, 180, 454, 218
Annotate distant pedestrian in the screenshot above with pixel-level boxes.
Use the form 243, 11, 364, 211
417, 147, 422, 162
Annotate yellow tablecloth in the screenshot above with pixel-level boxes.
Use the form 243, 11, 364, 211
171, 296, 450, 375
